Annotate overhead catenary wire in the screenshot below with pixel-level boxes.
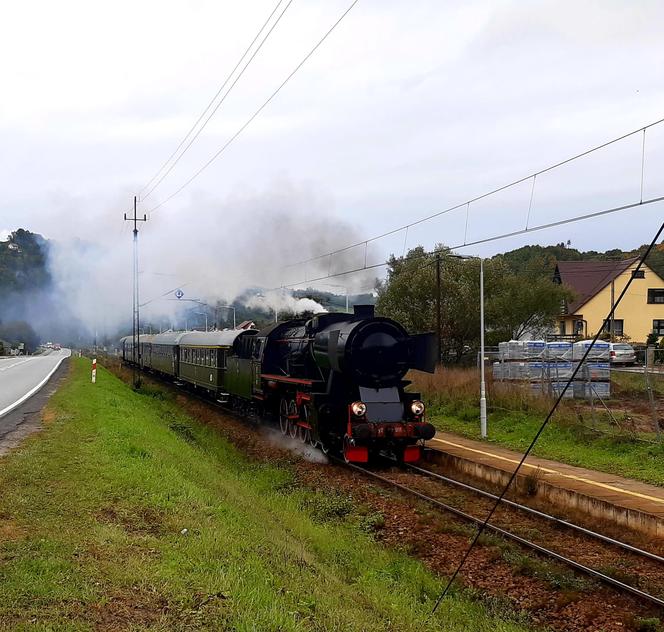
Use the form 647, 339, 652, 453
430, 218, 664, 615
273, 194, 664, 290
147, 0, 361, 215
140, 0, 293, 201
285, 116, 664, 270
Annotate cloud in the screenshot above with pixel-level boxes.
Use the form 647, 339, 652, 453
1, 0, 664, 318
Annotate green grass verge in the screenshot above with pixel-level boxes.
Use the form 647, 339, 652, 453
0, 359, 531, 631
431, 407, 664, 487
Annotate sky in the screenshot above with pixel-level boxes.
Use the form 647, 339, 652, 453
1, 0, 663, 330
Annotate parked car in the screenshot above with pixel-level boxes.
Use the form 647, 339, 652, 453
609, 342, 636, 365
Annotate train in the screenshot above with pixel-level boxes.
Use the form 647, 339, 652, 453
121, 305, 437, 463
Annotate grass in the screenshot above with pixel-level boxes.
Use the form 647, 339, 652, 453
0, 359, 532, 631
612, 369, 664, 397
410, 367, 664, 487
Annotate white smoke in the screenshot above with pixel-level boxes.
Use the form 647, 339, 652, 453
245, 290, 327, 320
34, 179, 375, 341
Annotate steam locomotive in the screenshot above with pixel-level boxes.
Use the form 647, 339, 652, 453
122, 305, 437, 462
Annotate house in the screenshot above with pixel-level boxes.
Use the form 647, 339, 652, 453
553, 257, 664, 343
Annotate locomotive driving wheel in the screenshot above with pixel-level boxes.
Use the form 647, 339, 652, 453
279, 398, 289, 436
298, 403, 312, 444
288, 400, 298, 439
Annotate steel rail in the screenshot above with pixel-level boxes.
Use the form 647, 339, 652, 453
405, 462, 664, 565
336, 459, 664, 609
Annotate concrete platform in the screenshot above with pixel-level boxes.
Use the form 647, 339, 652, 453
427, 432, 664, 538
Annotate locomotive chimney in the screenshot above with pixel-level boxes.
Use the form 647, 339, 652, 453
353, 305, 375, 318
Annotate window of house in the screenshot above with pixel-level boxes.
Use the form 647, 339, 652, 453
603, 319, 624, 336
647, 289, 664, 304
654, 320, 664, 336
632, 270, 645, 279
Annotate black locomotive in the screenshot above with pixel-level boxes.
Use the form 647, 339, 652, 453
122, 305, 437, 462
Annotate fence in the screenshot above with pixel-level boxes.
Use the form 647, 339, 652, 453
488, 342, 663, 442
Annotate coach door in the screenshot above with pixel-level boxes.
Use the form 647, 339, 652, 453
251, 337, 265, 395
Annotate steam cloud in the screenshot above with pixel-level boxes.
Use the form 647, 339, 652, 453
17, 180, 377, 343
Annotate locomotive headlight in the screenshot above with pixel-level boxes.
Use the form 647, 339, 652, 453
410, 400, 425, 416
351, 401, 367, 417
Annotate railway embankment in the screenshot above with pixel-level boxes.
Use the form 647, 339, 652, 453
98, 358, 664, 631
0, 358, 529, 631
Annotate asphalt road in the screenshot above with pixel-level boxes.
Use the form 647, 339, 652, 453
0, 349, 71, 418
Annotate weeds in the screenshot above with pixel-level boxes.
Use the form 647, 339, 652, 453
411, 366, 664, 485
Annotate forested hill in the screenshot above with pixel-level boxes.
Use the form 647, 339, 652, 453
496, 241, 664, 278
0, 229, 50, 293
0, 229, 51, 351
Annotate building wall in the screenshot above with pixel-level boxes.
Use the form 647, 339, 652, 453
563, 262, 664, 342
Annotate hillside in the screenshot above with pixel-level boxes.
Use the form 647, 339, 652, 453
496, 241, 664, 278
0, 228, 50, 293
0, 229, 51, 351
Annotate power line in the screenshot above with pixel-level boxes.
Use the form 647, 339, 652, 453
148, 0, 361, 215
140, 0, 293, 200
275, 195, 664, 289
140, 282, 191, 309
430, 218, 664, 614
285, 115, 664, 269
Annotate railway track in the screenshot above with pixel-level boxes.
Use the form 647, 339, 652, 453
336, 457, 664, 610
405, 459, 664, 564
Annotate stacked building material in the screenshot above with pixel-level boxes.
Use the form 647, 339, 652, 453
572, 340, 611, 399
492, 339, 611, 400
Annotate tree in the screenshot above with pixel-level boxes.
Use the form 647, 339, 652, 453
0, 320, 40, 353
376, 245, 572, 362
485, 258, 573, 342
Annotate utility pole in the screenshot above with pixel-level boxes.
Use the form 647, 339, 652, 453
124, 196, 147, 389
610, 279, 615, 342
479, 258, 487, 438
436, 253, 442, 364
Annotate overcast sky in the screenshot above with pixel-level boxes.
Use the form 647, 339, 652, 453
1, 0, 663, 312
